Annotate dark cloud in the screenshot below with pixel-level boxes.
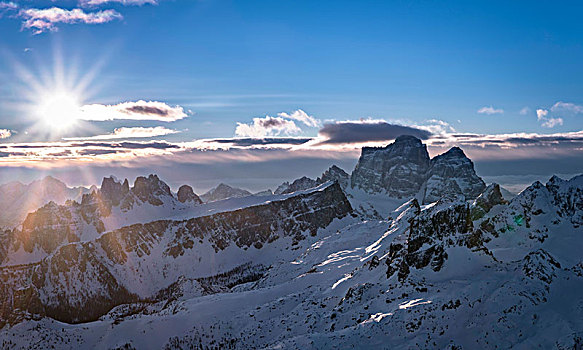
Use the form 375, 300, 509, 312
5, 144, 54, 149
68, 141, 179, 149
124, 105, 170, 117
259, 118, 288, 128
76, 149, 119, 156
46, 151, 74, 157
210, 138, 311, 147
118, 141, 179, 149
317, 122, 432, 144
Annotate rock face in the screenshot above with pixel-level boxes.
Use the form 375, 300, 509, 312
422, 147, 486, 204
177, 185, 202, 205
471, 183, 507, 220
350, 135, 486, 203
351, 135, 431, 197
201, 184, 252, 203
385, 198, 475, 281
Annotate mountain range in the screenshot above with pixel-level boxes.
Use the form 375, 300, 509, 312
0, 135, 581, 349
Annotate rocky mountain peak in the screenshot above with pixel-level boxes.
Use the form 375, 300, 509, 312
274, 176, 319, 195
422, 146, 486, 204
201, 183, 252, 203
439, 146, 465, 158
393, 134, 425, 145
100, 176, 130, 206
0, 176, 90, 229
177, 185, 202, 205
131, 174, 173, 206
274, 165, 351, 195
351, 135, 430, 197
318, 165, 350, 189
350, 138, 486, 203
38, 175, 63, 186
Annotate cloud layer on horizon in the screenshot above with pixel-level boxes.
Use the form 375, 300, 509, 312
1, 130, 582, 195
1, 128, 582, 168
63, 126, 179, 140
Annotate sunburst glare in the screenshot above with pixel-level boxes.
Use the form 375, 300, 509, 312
8, 45, 106, 140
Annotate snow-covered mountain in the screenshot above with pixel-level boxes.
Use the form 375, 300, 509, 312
200, 183, 252, 203
274, 165, 350, 195
0, 175, 204, 266
1, 141, 582, 349
0, 176, 90, 229
0, 182, 352, 325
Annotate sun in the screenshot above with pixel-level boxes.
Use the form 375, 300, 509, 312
9, 46, 106, 137
36, 91, 82, 130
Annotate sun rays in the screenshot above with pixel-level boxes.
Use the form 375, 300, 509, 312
8, 45, 104, 140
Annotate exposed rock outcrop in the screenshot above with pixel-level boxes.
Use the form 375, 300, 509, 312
318, 165, 350, 190
351, 135, 431, 197
422, 147, 486, 204
177, 185, 202, 205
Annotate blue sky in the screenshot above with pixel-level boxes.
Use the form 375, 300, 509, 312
0, 0, 582, 191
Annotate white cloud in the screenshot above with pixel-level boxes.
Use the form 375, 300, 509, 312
519, 107, 530, 115
80, 0, 157, 6
551, 101, 583, 114
477, 106, 504, 115
277, 109, 321, 128
541, 117, 563, 128
79, 100, 188, 122
18, 7, 122, 34
414, 119, 455, 135
64, 126, 179, 140
0, 1, 17, 10
0, 129, 11, 139
536, 108, 562, 128
235, 116, 301, 138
